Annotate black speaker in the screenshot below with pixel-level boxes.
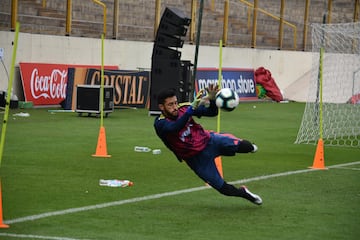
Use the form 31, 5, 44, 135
180, 60, 193, 101
157, 20, 188, 37
150, 59, 181, 114
75, 85, 114, 116
150, 7, 192, 115
155, 33, 184, 48
154, 7, 190, 49
161, 7, 191, 27
152, 45, 181, 60
150, 60, 193, 114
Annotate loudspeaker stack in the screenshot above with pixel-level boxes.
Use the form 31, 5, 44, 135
150, 7, 192, 114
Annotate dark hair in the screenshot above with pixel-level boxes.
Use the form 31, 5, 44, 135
157, 88, 177, 105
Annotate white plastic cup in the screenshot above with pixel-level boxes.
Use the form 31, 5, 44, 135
152, 149, 161, 154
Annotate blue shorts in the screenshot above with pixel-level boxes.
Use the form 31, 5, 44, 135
184, 132, 241, 190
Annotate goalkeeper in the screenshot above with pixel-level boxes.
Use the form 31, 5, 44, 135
154, 84, 262, 205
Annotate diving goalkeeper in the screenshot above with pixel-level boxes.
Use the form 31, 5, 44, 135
153, 84, 262, 205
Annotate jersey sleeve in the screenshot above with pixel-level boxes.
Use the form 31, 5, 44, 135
154, 107, 192, 136
193, 100, 218, 117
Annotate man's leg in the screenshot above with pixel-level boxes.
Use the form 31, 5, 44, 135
185, 154, 225, 190
186, 159, 262, 205
212, 132, 257, 154
218, 182, 262, 205
237, 139, 258, 153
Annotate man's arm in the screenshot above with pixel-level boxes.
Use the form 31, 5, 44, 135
193, 83, 219, 117
193, 100, 218, 117
154, 107, 193, 135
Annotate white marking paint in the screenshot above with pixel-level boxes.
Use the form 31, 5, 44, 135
0, 232, 89, 240
331, 166, 360, 171
2, 161, 359, 240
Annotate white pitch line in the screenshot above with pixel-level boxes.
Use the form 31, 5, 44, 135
228, 161, 360, 185
0, 233, 89, 240
5, 161, 360, 226
331, 166, 360, 171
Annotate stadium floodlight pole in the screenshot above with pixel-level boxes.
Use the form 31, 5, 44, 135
0, 22, 20, 166
191, 0, 204, 98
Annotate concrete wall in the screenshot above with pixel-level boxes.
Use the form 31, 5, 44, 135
0, 31, 312, 102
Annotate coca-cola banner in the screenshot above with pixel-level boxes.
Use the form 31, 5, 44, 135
64, 67, 150, 110
19, 62, 118, 106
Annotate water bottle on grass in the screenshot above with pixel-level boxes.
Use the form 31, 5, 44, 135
99, 179, 133, 187
134, 146, 151, 152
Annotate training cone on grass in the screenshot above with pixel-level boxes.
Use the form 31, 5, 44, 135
0, 181, 9, 228
92, 126, 111, 158
309, 138, 327, 170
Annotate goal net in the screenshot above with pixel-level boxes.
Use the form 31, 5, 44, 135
295, 22, 360, 148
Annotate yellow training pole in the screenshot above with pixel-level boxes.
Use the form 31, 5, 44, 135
92, 33, 111, 158
0, 22, 20, 166
215, 40, 223, 177
319, 47, 324, 142
310, 47, 326, 169
100, 33, 105, 127
0, 21, 19, 229
217, 40, 223, 133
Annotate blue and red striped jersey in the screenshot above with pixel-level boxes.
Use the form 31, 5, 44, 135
154, 101, 218, 161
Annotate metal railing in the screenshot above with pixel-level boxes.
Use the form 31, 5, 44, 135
235, 0, 297, 49
6, 0, 360, 51
92, 0, 107, 36
65, 0, 71, 36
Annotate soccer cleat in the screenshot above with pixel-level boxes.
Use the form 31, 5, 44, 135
251, 144, 258, 153
241, 186, 262, 205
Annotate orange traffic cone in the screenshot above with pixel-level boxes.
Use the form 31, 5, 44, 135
0, 180, 9, 228
92, 126, 111, 158
309, 138, 327, 170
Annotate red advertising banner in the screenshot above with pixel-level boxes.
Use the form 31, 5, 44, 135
19, 62, 118, 106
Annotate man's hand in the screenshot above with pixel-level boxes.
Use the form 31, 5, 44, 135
190, 84, 220, 111
205, 84, 220, 100
190, 89, 205, 110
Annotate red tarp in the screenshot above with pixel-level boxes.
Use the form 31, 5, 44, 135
254, 67, 283, 102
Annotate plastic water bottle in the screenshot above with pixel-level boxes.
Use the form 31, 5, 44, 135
134, 146, 151, 152
99, 179, 134, 187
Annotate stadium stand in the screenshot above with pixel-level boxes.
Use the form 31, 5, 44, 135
0, 0, 358, 50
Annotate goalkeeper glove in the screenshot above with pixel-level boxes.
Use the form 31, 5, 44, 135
190, 89, 205, 110
205, 84, 220, 100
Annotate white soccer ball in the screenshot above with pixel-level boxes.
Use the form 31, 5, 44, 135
215, 88, 239, 111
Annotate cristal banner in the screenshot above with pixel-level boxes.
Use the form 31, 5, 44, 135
64, 68, 150, 110
195, 68, 258, 100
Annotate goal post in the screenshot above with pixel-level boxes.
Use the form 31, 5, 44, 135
295, 22, 360, 148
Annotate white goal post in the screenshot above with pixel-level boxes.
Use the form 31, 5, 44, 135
295, 22, 360, 148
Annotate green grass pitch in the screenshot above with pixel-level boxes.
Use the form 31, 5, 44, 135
0, 102, 359, 240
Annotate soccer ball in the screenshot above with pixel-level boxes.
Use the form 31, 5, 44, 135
215, 88, 239, 111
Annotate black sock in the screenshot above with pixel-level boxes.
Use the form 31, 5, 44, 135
218, 182, 246, 197
237, 140, 254, 153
